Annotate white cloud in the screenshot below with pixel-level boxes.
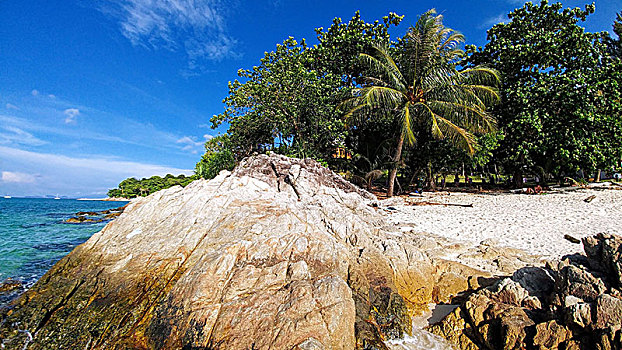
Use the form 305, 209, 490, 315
0, 126, 47, 146
176, 135, 205, 154
1, 171, 37, 184
203, 134, 213, 140
63, 108, 80, 124
31, 89, 39, 96
48, 94, 56, 99
0, 146, 193, 196
481, 13, 509, 29
104, 0, 237, 70
6, 103, 19, 110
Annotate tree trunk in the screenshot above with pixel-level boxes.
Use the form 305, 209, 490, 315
387, 132, 405, 197
513, 168, 523, 188
426, 162, 436, 190
596, 169, 601, 182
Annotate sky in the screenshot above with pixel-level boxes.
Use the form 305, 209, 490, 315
0, 0, 619, 197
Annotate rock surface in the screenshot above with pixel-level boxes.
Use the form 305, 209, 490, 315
0, 154, 488, 349
428, 232, 622, 350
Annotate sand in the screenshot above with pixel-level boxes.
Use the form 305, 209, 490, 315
382, 183, 622, 260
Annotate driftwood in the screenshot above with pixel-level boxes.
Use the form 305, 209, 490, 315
584, 195, 596, 203
411, 201, 473, 208
564, 234, 581, 244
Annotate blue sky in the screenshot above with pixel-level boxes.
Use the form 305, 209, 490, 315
0, 0, 619, 197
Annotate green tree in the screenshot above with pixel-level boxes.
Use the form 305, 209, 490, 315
469, 1, 622, 185
344, 10, 499, 196
609, 12, 622, 57
209, 13, 403, 166
312, 11, 403, 86
195, 134, 237, 180
211, 38, 345, 161
107, 174, 195, 199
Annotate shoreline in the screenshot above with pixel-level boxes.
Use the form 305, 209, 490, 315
76, 197, 131, 201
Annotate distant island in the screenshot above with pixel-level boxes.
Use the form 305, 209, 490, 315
107, 174, 195, 199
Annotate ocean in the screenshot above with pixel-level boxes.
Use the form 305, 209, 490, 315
0, 198, 128, 290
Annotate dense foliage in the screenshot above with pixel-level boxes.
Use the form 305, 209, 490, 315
195, 134, 237, 179
209, 12, 403, 166
196, 2, 622, 194
468, 1, 622, 185
107, 174, 194, 198
343, 10, 500, 195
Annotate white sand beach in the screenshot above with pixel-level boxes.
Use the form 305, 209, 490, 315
383, 184, 622, 260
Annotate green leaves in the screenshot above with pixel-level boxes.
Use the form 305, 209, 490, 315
195, 134, 236, 180
345, 11, 499, 154
107, 174, 195, 199
208, 12, 404, 165
470, 1, 622, 179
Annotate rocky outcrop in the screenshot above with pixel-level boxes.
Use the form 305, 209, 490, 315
63, 205, 127, 224
0, 154, 488, 349
428, 232, 622, 350
0, 279, 24, 307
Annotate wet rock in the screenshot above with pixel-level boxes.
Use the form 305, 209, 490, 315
565, 302, 593, 329
430, 232, 622, 350
64, 204, 127, 224
426, 308, 478, 350
512, 266, 556, 298
0, 279, 25, 309
64, 216, 101, 223
0, 279, 22, 294
490, 278, 530, 306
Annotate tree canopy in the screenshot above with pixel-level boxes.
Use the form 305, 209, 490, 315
343, 10, 500, 195
107, 174, 195, 199
196, 3, 622, 194
209, 12, 403, 165
468, 1, 622, 184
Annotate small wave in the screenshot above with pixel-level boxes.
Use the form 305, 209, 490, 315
20, 223, 51, 228
44, 212, 73, 218
385, 328, 456, 350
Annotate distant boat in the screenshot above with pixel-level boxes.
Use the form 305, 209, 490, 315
3, 195, 10, 199
54, 195, 60, 200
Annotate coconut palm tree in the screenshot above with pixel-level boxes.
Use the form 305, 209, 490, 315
344, 9, 500, 197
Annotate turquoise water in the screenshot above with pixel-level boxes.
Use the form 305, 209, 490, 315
0, 198, 128, 286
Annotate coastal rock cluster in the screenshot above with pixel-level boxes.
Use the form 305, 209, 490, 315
429, 233, 622, 350
0, 154, 486, 350
63, 205, 127, 224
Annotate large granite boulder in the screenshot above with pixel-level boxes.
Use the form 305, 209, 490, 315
0, 154, 485, 349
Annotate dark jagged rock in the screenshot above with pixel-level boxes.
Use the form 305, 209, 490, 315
584, 233, 622, 288
63, 204, 127, 224
429, 233, 622, 350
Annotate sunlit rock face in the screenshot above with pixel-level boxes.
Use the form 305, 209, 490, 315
3, 154, 468, 349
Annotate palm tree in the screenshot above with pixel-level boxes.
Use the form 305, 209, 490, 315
344, 9, 500, 197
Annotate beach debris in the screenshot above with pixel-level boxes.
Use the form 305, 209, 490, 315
584, 195, 597, 203
564, 234, 581, 244
411, 201, 473, 208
